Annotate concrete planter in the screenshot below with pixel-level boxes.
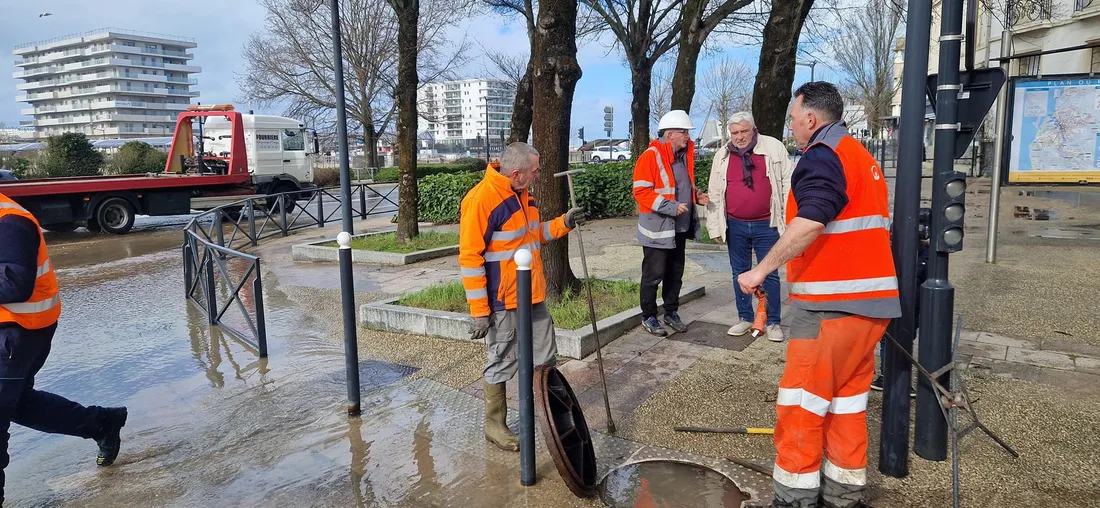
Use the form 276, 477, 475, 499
291, 230, 458, 266
359, 283, 706, 359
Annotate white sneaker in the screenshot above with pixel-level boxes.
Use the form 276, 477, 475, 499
727, 320, 752, 336
766, 324, 785, 342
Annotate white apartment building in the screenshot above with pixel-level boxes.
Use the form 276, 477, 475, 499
13, 28, 201, 140
417, 79, 515, 153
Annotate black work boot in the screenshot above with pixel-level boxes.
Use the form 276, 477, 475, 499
95, 407, 128, 467
662, 311, 688, 333
641, 316, 668, 337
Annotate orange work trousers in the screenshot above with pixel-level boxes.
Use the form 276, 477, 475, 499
772, 306, 889, 508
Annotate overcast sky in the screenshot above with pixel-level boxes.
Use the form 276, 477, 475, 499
1, 0, 828, 142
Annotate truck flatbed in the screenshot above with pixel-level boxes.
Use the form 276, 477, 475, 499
0, 172, 251, 198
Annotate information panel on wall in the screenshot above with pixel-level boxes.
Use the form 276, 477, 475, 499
1005, 76, 1100, 184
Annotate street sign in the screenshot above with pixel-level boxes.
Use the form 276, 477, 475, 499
925, 68, 1007, 158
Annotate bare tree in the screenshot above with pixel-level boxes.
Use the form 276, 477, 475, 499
483, 48, 529, 86
530, 0, 582, 297
700, 56, 754, 144
485, 0, 537, 143
751, 0, 816, 138
240, 0, 469, 186
830, 0, 903, 138
669, 0, 756, 112
650, 58, 676, 126
579, 0, 685, 157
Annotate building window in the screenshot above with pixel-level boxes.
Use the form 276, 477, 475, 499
1018, 55, 1040, 76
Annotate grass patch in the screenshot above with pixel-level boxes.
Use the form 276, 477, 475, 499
396, 279, 641, 330
696, 224, 724, 245
320, 231, 459, 253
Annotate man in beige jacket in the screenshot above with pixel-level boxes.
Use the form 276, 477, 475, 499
704, 112, 794, 341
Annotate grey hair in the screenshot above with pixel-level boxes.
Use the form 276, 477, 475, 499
728, 111, 754, 128
500, 142, 540, 173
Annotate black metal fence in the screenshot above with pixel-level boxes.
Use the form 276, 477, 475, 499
182, 183, 398, 356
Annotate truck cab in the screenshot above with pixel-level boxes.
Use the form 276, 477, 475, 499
201, 113, 316, 192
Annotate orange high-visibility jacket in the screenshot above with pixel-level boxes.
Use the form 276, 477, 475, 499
632, 139, 697, 249
785, 123, 901, 319
0, 193, 62, 329
459, 166, 573, 318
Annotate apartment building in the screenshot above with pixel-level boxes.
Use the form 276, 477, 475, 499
13, 28, 201, 140
417, 79, 515, 153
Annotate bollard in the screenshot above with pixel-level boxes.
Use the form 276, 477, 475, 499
514, 248, 536, 487
337, 232, 362, 415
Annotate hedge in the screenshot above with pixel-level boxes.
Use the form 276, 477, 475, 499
417, 171, 483, 223
374, 157, 488, 183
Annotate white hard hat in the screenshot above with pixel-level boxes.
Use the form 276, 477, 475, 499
658, 110, 694, 131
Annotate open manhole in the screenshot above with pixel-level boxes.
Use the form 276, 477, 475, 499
535, 365, 598, 497
598, 460, 748, 508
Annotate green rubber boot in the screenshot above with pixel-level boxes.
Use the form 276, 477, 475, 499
483, 381, 519, 452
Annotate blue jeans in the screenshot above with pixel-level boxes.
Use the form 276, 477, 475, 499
726, 217, 781, 326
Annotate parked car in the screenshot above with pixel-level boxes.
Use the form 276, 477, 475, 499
590, 146, 631, 162
0, 170, 17, 181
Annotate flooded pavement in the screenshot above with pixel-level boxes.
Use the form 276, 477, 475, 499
598, 461, 746, 508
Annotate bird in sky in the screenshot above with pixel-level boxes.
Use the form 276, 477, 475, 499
39, 12, 53, 17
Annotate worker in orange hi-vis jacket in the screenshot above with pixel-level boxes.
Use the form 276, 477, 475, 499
457, 142, 585, 452
737, 82, 901, 508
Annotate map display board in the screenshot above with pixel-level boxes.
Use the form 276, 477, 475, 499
1006, 76, 1100, 184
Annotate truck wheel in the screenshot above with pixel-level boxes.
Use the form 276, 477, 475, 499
96, 198, 136, 235
85, 219, 101, 233
266, 184, 298, 215
43, 222, 78, 233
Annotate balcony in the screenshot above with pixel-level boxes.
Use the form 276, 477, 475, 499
1008, 0, 1053, 32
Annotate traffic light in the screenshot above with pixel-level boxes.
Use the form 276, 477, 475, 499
577, 127, 585, 143
628, 120, 634, 137
932, 171, 967, 253
603, 106, 613, 134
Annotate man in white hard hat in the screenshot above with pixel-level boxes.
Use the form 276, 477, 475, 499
632, 110, 709, 336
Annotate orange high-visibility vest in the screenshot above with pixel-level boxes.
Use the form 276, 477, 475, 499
0, 193, 62, 329
632, 138, 696, 249
784, 123, 901, 319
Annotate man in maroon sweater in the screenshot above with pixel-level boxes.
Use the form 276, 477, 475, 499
704, 112, 794, 341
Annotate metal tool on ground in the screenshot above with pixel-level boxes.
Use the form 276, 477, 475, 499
554, 168, 616, 434
884, 313, 1018, 508
749, 288, 768, 338
674, 426, 774, 435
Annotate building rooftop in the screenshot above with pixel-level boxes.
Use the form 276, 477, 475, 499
14, 27, 197, 54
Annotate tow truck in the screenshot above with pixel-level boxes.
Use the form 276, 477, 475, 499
0, 104, 318, 234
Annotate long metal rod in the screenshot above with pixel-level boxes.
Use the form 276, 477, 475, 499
916, 0, 965, 462
329, 0, 361, 416
951, 314, 963, 508
880, 0, 934, 479
986, 29, 1012, 263
561, 172, 616, 434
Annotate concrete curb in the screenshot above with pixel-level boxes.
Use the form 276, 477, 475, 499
291, 229, 458, 266
359, 283, 707, 359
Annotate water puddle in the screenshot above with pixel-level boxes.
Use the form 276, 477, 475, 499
1019, 190, 1100, 207
598, 460, 747, 508
1013, 206, 1057, 220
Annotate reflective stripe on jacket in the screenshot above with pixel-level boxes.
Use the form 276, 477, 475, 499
0, 193, 62, 329
632, 139, 696, 249
784, 123, 901, 319
458, 165, 572, 318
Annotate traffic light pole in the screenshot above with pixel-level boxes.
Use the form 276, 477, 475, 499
916, 0, 966, 462
879, 0, 933, 478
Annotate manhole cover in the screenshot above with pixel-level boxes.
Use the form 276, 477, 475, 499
535, 365, 597, 498
598, 460, 747, 508
1031, 227, 1100, 240
669, 321, 757, 352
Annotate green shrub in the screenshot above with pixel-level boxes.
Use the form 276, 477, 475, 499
416, 171, 483, 223
572, 162, 636, 218
109, 141, 168, 174
39, 133, 103, 178
4, 157, 31, 179
373, 159, 489, 183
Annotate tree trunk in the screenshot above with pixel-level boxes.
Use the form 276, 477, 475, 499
508, 62, 534, 143
751, 0, 815, 139
393, 1, 420, 241
629, 61, 653, 158
364, 121, 379, 176
531, 0, 582, 298
670, 0, 706, 112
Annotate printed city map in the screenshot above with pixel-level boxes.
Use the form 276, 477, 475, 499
1009, 78, 1100, 182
